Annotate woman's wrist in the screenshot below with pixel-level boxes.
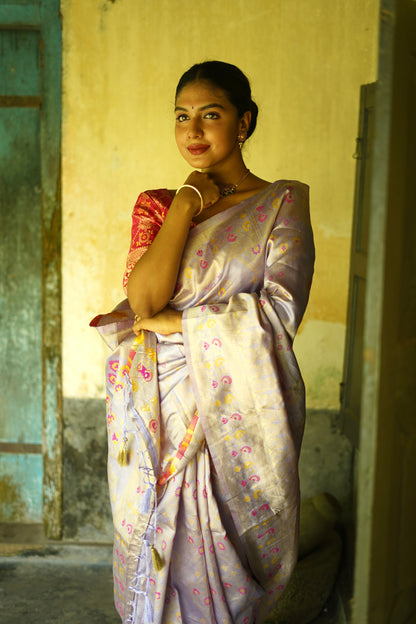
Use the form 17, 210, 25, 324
174, 185, 203, 217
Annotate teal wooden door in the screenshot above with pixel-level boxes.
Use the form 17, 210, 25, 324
0, 2, 62, 538
0, 29, 43, 524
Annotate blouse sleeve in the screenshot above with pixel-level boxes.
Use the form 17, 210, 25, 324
122, 190, 171, 294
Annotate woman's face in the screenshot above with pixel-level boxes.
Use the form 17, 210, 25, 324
174, 80, 250, 171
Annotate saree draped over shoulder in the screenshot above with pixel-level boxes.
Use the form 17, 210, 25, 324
91, 180, 315, 624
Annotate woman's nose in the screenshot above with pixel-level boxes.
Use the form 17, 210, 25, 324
187, 118, 202, 138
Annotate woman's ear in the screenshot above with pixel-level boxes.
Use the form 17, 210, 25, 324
239, 110, 252, 136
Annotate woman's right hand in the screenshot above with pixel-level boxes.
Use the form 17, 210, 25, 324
177, 171, 221, 216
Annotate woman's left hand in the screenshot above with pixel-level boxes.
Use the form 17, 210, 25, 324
133, 306, 183, 335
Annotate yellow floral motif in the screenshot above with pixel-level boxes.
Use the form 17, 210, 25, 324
146, 347, 157, 361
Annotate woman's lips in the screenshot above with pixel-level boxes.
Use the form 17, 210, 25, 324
187, 144, 209, 155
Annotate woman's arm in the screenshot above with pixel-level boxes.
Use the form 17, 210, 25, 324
127, 172, 219, 318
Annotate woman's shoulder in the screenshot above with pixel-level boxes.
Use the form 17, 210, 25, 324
136, 188, 173, 204
271, 179, 309, 192
133, 188, 173, 215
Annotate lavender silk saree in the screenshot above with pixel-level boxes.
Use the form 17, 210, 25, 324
91, 180, 315, 624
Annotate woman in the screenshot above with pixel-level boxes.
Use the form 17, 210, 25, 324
91, 61, 315, 624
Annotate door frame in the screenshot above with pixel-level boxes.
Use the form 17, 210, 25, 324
0, 1, 62, 539
353, 0, 416, 620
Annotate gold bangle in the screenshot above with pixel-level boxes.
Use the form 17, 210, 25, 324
176, 184, 204, 216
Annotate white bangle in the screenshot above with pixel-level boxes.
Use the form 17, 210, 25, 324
176, 184, 204, 216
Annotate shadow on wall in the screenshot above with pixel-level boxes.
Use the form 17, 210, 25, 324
63, 398, 112, 542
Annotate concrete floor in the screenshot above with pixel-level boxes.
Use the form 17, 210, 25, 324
0, 545, 117, 624
0, 544, 344, 624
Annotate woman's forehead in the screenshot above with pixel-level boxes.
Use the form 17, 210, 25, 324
175, 80, 230, 109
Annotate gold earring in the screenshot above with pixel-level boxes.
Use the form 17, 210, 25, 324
238, 134, 245, 149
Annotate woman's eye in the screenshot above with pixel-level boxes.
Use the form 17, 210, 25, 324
176, 114, 188, 122
205, 112, 220, 119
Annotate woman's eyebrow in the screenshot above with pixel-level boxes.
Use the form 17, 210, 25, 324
174, 103, 225, 112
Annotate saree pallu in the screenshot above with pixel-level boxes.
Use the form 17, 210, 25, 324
91, 180, 315, 624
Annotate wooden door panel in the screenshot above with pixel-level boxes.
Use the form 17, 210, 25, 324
341, 83, 375, 447
0, 27, 43, 524
0, 107, 43, 445
0, 29, 40, 95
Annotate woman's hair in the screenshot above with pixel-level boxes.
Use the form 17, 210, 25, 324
175, 61, 258, 139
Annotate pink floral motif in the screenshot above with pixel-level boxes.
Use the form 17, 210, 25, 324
285, 187, 294, 202
149, 419, 158, 432
137, 363, 153, 381
259, 503, 270, 512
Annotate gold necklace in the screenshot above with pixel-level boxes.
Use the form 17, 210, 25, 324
220, 169, 250, 197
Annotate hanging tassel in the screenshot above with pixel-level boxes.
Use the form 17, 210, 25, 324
117, 436, 129, 466
151, 544, 165, 571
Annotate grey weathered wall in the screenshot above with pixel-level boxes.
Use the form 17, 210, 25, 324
63, 399, 112, 541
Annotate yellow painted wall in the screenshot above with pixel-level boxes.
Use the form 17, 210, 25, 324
61, 0, 379, 409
